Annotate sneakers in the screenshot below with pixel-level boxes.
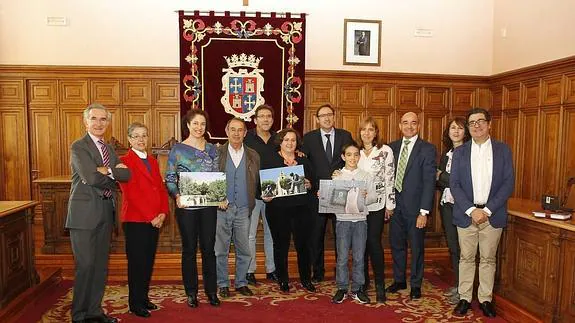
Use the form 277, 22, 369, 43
351, 290, 371, 304
332, 289, 347, 304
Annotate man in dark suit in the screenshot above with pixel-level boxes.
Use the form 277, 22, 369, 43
302, 103, 353, 282
66, 103, 131, 323
451, 108, 514, 318
387, 112, 437, 299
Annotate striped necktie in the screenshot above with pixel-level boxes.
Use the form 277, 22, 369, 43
394, 139, 411, 192
98, 139, 113, 198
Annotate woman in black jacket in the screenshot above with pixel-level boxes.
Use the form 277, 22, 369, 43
262, 128, 316, 293
437, 117, 470, 304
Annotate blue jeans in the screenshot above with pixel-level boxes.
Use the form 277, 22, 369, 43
248, 199, 275, 273
335, 220, 367, 291
215, 205, 251, 288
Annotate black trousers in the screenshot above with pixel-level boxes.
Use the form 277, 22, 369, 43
439, 202, 460, 286
123, 222, 159, 311
308, 197, 337, 279
364, 209, 386, 288
266, 204, 312, 283
176, 207, 217, 295
389, 193, 426, 288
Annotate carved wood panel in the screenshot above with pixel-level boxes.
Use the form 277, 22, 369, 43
305, 82, 336, 107
563, 106, 575, 183
452, 87, 475, 111
337, 83, 365, 108
520, 79, 541, 108
502, 110, 520, 197
0, 80, 24, 105
518, 109, 540, 200
366, 108, 394, 144
91, 80, 120, 105
503, 83, 520, 109
0, 108, 30, 200
565, 73, 575, 104
396, 86, 422, 110
366, 84, 394, 109
153, 81, 179, 105
492, 86, 503, 110
558, 232, 575, 322
339, 108, 364, 142
421, 111, 446, 154
476, 88, 492, 109
59, 80, 88, 105
490, 110, 502, 140
121, 106, 152, 140
541, 75, 563, 106
122, 80, 152, 105
539, 107, 562, 195
28, 80, 57, 105
60, 107, 89, 172
153, 107, 181, 146
423, 87, 449, 111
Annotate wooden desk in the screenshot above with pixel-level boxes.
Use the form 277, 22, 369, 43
498, 198, 575, 322
0, 201, 39, 309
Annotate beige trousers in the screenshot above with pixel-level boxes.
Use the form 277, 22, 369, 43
457, 221, 503, 303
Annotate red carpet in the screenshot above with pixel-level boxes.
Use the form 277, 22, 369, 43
21, 273, 507, 322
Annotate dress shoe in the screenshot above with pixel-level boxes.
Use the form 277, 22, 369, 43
187, 294, 199, 308
219, 287, 230, 298
453, 299, 471, 316
279, 281, 290, 292
207, 293, 221, 306
480, 301, 497, 317
144, 301, 158, 310
131, 308, 151, 318
409, 287, 422, 299
385, 281, 407, 293
301, 281, 316, 292
90, 314, 119, 323
246, 273, 257, 285
236, 286, 254, 296
266, 271, 279, 282
311, 275, 323, 284
375, 285, 386, 303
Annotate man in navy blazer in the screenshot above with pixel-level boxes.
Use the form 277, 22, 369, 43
386, 112, 437, 299
451, 107, 514, 318
302, 103, 353, 282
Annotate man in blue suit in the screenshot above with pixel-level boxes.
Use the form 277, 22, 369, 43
386, 112, 437, 299
451, 107, 514, 318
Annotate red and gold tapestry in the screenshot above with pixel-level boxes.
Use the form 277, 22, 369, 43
179, 11, 306, 140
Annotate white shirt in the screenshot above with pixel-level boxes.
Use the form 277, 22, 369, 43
228, 144, 245, 168
131, 147, 147, 159
466, 137, 493, 216
320, 128, 335, 156
358, 145, 396, 212
334, 167, 376, 222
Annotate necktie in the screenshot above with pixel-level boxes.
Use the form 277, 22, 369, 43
325, 134, 332, 164
394, 139, 411, 192
98, 139, 113, 198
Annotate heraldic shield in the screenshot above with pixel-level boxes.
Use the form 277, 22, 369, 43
221, 53, 265, 122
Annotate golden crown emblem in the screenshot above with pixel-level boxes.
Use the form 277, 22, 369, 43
224, 53, 263, 69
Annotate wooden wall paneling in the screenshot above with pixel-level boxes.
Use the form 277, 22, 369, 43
58, 80, 88, 105
153, 80, 179, 106
366, 83, 394, 110
337, 83, 366, 109
304, 82, 336, 107
452, 87, 476, 111
59, 106, 89, 172
122, 80, 152, 106
541, 75, 563, 106
502, 110, 520, 197
152, 107, 181, 146
558, 231, 575, 322
476, 87, 492, 110
339, 108, 364, 142
539, 107, 562, 195
0, 108, 30, 200
520, 79, 541, 108
564, 73, 575, 104
90, 80, 120, 105
503, 83, 520, 110
27, 80, 57, 105
365, 108, 394, 144
0, 80, 24, 105
518, 108, 540, 200
490, 110, 503, 141
105, 106, 124, 145
423, 87, 449, 111
396, 85, 423, 110
303, 106, 317, 134
492, 86, 503, 110
421, 111, 447, 156
121, 106, 152, 145
561, 105, 575, 191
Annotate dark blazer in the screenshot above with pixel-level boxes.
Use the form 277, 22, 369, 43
66, 134, 131, 229
218, 143, 260, 211
437, 151, 451, 191
450, 139, 515, 228
119, 149, 169, 223
390, 137, 437, 216
302, 128, 353, 183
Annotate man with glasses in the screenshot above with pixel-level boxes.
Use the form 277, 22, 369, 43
451, 107, 514, 318
302, 103, 353, 282
243, 105, 278, 285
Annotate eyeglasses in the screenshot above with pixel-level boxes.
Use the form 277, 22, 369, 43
317, 113, 334, 118
467, 119, 488, 127
130, 134, 149, 140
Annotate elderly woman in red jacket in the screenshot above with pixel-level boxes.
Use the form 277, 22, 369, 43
119, 122, 169, 318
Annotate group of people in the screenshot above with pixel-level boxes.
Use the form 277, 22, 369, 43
65, 102, 514, 322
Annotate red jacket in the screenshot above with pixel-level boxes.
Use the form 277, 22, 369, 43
119, 149, 169, 222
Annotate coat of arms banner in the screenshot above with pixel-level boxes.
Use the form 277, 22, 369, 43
179, 11, 306, 139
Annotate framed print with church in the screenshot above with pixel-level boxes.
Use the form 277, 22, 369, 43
343, 19, 381, 66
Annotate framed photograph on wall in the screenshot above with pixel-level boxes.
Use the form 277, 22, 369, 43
343, 19, 382, 66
